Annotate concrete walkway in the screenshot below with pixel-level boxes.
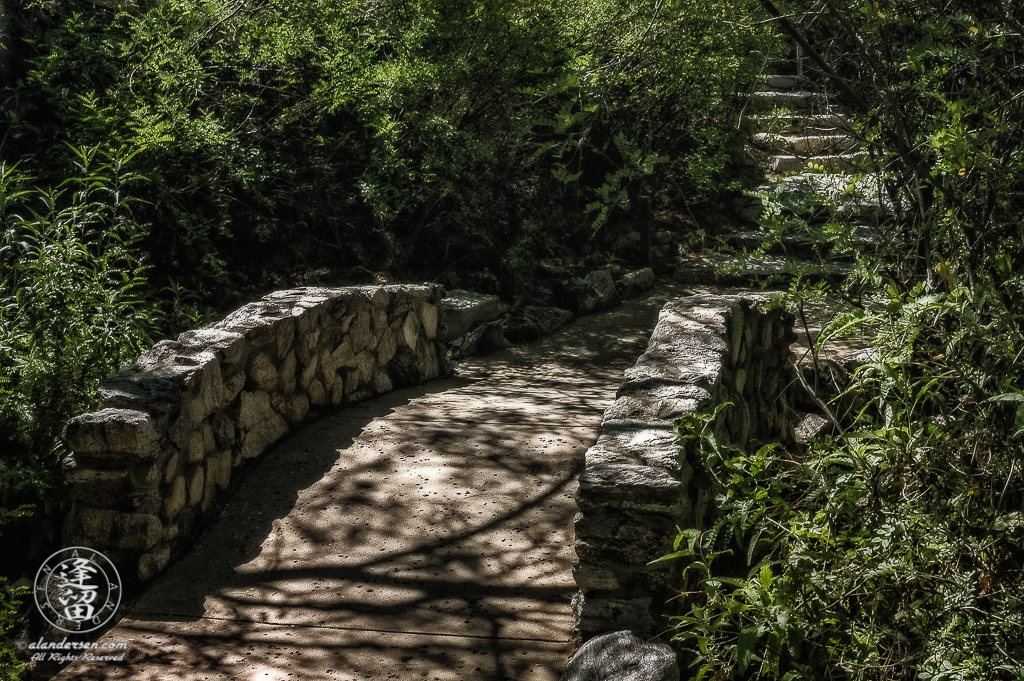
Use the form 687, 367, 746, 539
55, 283, 689, 681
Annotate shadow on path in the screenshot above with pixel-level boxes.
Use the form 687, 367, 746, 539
55, 283, 692, 681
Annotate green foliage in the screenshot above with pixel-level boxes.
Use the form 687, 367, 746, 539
0, 578, 28, 681
665, 6, 1024, 674
661, 396, 1024, 680
773, 1, 1024, 294
5, 0, 779, 287
0, 149, 198, 535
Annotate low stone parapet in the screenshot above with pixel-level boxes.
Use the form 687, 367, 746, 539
571, 294, 797, 637
62, 285, 449, 584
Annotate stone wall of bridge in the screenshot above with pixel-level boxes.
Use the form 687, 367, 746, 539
571, 294, 798, 636
61, 285, 449, 584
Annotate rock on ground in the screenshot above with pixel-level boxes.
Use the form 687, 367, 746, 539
448, 318, 510, 360
561, 630, 679, 681
506, 306, 575, 343
556, 271, 621, 315
619, 268, 656, 299
441, 290, 502, 341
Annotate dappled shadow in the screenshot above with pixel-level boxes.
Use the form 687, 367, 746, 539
683, 283, 878, 363
60, 380, 583, 679
55, 283, 698, 681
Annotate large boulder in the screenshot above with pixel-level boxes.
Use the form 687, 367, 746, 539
505, 306, 575, 343
561, 630, 679, 681
440, 290, 502, 341
556, 270, 620, 315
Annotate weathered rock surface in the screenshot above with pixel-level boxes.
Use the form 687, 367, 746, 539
561, 630, 679, 681
63, 409, 161, 459
795, 412, 831, 443
556, 270, 621, 316
572, 294, 797, 637
619, 267, 656, 298
585, 270, 620, 309
505, 306, 575, 343
440, 290, 502, 341
674, 252, 850, 286
448, 318, 510, 360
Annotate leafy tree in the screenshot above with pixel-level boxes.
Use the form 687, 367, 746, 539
3, 0, 776, 294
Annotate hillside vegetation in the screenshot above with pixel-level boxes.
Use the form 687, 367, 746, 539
3, 0, 1024, 678
659, 1, 1024, 679
0, 0, 774, 673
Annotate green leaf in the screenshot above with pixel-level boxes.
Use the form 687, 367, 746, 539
736, 625, 760, 674
985, 392, 1024, 403
650, 550, 692, 565
759, 562, 773, 590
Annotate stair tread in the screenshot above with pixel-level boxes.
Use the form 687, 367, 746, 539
771, 151, 869, 161
770, 152, 876, 175
750, 92, 851, 116
760, 74, 813, 90
752, 131, 861, 158
724, 228, 877, 251
753, 90, 820, 102
753, 113, 849, 121
751, 113, 850, 128
754, 132, 853, 142
751, 174, 897, 218
674, 252, 851, 285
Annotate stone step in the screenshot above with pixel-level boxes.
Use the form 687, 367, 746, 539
760, 74, 812, 90
722, 226, 877, 260
770, 151, 873, 174
751, 90, 845, 114
747, 174, 895, 224
674, 252, 850, 286
752, 132, 859, 155
751, 113, 850, 136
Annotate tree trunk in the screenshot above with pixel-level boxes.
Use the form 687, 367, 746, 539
0, 0, 12, 93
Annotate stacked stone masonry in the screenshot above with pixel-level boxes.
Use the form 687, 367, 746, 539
572, 294, 797, 637
62, 285, 449, 584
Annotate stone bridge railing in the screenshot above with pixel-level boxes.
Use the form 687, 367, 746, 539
62, 285, 448, 585
571, 294, 797, 637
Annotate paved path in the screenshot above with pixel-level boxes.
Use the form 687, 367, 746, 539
55, 283, 690, 681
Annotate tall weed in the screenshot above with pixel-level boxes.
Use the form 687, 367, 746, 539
0, 147, 198, 563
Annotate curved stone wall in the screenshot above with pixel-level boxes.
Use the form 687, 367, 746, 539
61, 285, 449, 584
571, 294, 797, 637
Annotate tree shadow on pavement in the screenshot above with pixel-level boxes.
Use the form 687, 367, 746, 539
56, 282, 696, 681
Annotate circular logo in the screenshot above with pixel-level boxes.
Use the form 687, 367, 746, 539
33, 547, 122, 634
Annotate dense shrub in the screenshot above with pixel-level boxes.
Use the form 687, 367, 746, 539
0, 150, 203, 565
659, 2, 1024, 679
4, 0, 777, 294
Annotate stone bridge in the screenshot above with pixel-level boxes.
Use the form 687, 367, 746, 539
53, 279, 808, 681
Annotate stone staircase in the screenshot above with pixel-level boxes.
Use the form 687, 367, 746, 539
746, 69, 894, 228
675, 62, 891, 286
749, 73, 868, 175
